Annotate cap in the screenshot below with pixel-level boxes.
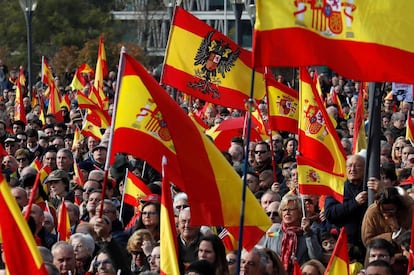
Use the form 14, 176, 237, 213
92, 143, 107, 152
139, 194, 160, 204
5, 136, 17, 143
45, 169, 70, 184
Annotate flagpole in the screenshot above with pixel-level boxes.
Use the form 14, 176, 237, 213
263, 67, 279, 184
142, 161, 147, 180
24, 172, 41, 221
235, 68, 256, 275
99, 46, 127, 218
365, 82, 382, 206
119, 168, 129, 222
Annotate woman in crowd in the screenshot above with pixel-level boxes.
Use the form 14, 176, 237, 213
88, 248, 131, 275
69, 233, 95, 275
262, 248, 288, 275
301, 259, 326, 275
391, 136, 408, 169
133, 202, 160, 242
197, 234, 229, 275
263, 194, 322, 274
361, 186, 413, 246
126, 229, 154, 273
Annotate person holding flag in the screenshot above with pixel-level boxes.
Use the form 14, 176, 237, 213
324, 154, 368, 263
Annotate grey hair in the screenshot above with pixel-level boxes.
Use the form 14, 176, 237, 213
69, 233, 95, 256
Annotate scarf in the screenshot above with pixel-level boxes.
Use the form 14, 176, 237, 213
280, 222, 303, 272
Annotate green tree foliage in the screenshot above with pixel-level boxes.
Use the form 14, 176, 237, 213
0, 0, 145, 81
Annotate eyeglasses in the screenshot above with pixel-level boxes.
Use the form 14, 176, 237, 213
17, 138, 26, 142
83, 187, 95, 193
16, 158, 27, 162
254, 150, 268, 155
266, 211, 279, 217
281, 208, 298, 213
141, 211, 158, 216
93, 259, 112, 268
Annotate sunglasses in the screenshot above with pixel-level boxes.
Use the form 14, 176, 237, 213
254, 150, 268, 155
266, 211, 279, 217
176, 204, 189, 210
16, 158, 27, 162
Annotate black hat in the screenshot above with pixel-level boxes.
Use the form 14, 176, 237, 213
186, 260, 215, 275
110, 154, 130, 182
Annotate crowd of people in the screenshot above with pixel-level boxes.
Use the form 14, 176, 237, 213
0, 58, 413, 275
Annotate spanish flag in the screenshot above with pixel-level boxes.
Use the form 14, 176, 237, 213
0, 173, 48, 274
266, 75, 299, 134
406, 112, 414, 146
41, 56, 54, 87
325, 227, 350, 275
162, 7, 265, 110
297, 68, 347, 203
112, 52, 271, 249
57, 199, 71, 241
73, 160, 85, 187
77, 92, 111, 128
46, 82, 64, 122
253, 1, 414, 83
70, 63, 94, 92
91, 36, 108, 110
352, 87, 367, 154
160, 157, 180, 275
15, 67, 27, 124
124, 170, 151, 207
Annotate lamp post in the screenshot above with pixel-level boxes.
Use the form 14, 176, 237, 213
163, 0, 182, 21
162, 0, 182, 102
230, 0, 244, 46
244, 0, 255, 26
19, 0, 38, 101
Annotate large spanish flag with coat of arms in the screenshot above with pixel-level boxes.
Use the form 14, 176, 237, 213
297, 68, 347, 203
253, 1, 414, 84
266, 75, 299, 134
162, 7, 265, 109
111, 52, 271, 250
